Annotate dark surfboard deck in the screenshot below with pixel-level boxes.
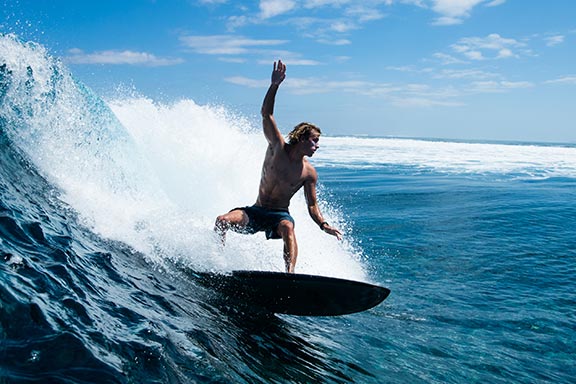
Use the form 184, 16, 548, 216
190, 270, 390, 316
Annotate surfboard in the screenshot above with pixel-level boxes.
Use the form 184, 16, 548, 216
190, 270, 390, 316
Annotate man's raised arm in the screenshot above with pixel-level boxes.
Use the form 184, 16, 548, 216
261, 60, 286, 145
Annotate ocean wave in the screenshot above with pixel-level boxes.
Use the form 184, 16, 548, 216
0, 33, 364, 280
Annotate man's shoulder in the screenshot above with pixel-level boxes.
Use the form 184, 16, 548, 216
303, 159, 318, 179
265, 140, 286, 156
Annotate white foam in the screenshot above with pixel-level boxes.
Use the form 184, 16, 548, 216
315, 137, 576, 179
1, 34, 366, 280
108, 98, 366, 280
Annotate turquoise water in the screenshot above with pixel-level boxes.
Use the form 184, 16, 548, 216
318, 166, 575, 383
1, 34, 575, 383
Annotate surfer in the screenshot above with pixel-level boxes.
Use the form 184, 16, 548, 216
214, 60, 342, 273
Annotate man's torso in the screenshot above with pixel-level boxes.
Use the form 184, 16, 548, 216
256, 143, 313, 209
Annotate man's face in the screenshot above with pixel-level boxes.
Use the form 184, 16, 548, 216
304, 132, 320, 157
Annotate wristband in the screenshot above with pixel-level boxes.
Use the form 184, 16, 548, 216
320, 222, 329, 230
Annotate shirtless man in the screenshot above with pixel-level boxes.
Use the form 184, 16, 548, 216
214, 60, 342, 273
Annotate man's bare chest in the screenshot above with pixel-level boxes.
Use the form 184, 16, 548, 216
264, 154, 307, 188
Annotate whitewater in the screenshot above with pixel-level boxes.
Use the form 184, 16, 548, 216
0, 34, 364, 280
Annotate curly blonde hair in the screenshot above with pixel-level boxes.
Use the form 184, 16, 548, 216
287, 122, 321, 145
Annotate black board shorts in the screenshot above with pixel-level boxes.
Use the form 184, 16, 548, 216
233, 205, 294, 240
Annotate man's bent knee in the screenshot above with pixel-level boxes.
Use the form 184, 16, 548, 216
214, 215, 228, 230
215, 210, 249, 232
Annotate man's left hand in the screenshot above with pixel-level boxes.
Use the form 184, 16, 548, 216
323, 224, 343, 240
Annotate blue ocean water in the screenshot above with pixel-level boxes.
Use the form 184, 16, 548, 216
1, 34, 575, 383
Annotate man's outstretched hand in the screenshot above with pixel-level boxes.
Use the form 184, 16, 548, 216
324, 224, 343, 241
271, 60, 286, 85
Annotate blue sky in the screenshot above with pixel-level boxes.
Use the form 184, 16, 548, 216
2, 0, 575, 142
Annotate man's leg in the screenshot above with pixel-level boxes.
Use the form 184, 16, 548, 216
214, 209, 249, 244
277, 219, 297, 273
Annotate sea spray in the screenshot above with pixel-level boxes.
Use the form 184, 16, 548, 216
108, 97, 366, 279
0, 34, 366, 280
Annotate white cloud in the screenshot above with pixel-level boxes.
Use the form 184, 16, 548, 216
200, 0, 505, 48
391, 97, 465, 107
224, 73, 466, 107
345, 4, 386, 22
433, 52, 468, 64
497, 47, 513, 58
180, 35, 287, 55
226, 15, 251, 30
544, 75, 576, 85
216, 1, 389, 44
218, 57, 247, 63
259, 0, 296, 19
385, 65, 417, 72
226, 69, 533, 107
317, 38, 352, 45
288, 16, 360, 43
303, 0, 351, 7
450, 33, 527, 60
545, 35, 565, 47
225, 75, 374, 94
469, 80, 533, 93
329, 20, 358, 33
430, 0, 505, 25
485, 0, 506, 6
285, 78, 399, 96
256, 58, 321, 65
225, 76, 269, 87
180, 35, 319, 66
334, 55, 351, 62
65, 49, 183, 66
300, 1, 388, 24
433, 68, 499, 80
463, 50, 484, 60
500, 81, 533, 89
